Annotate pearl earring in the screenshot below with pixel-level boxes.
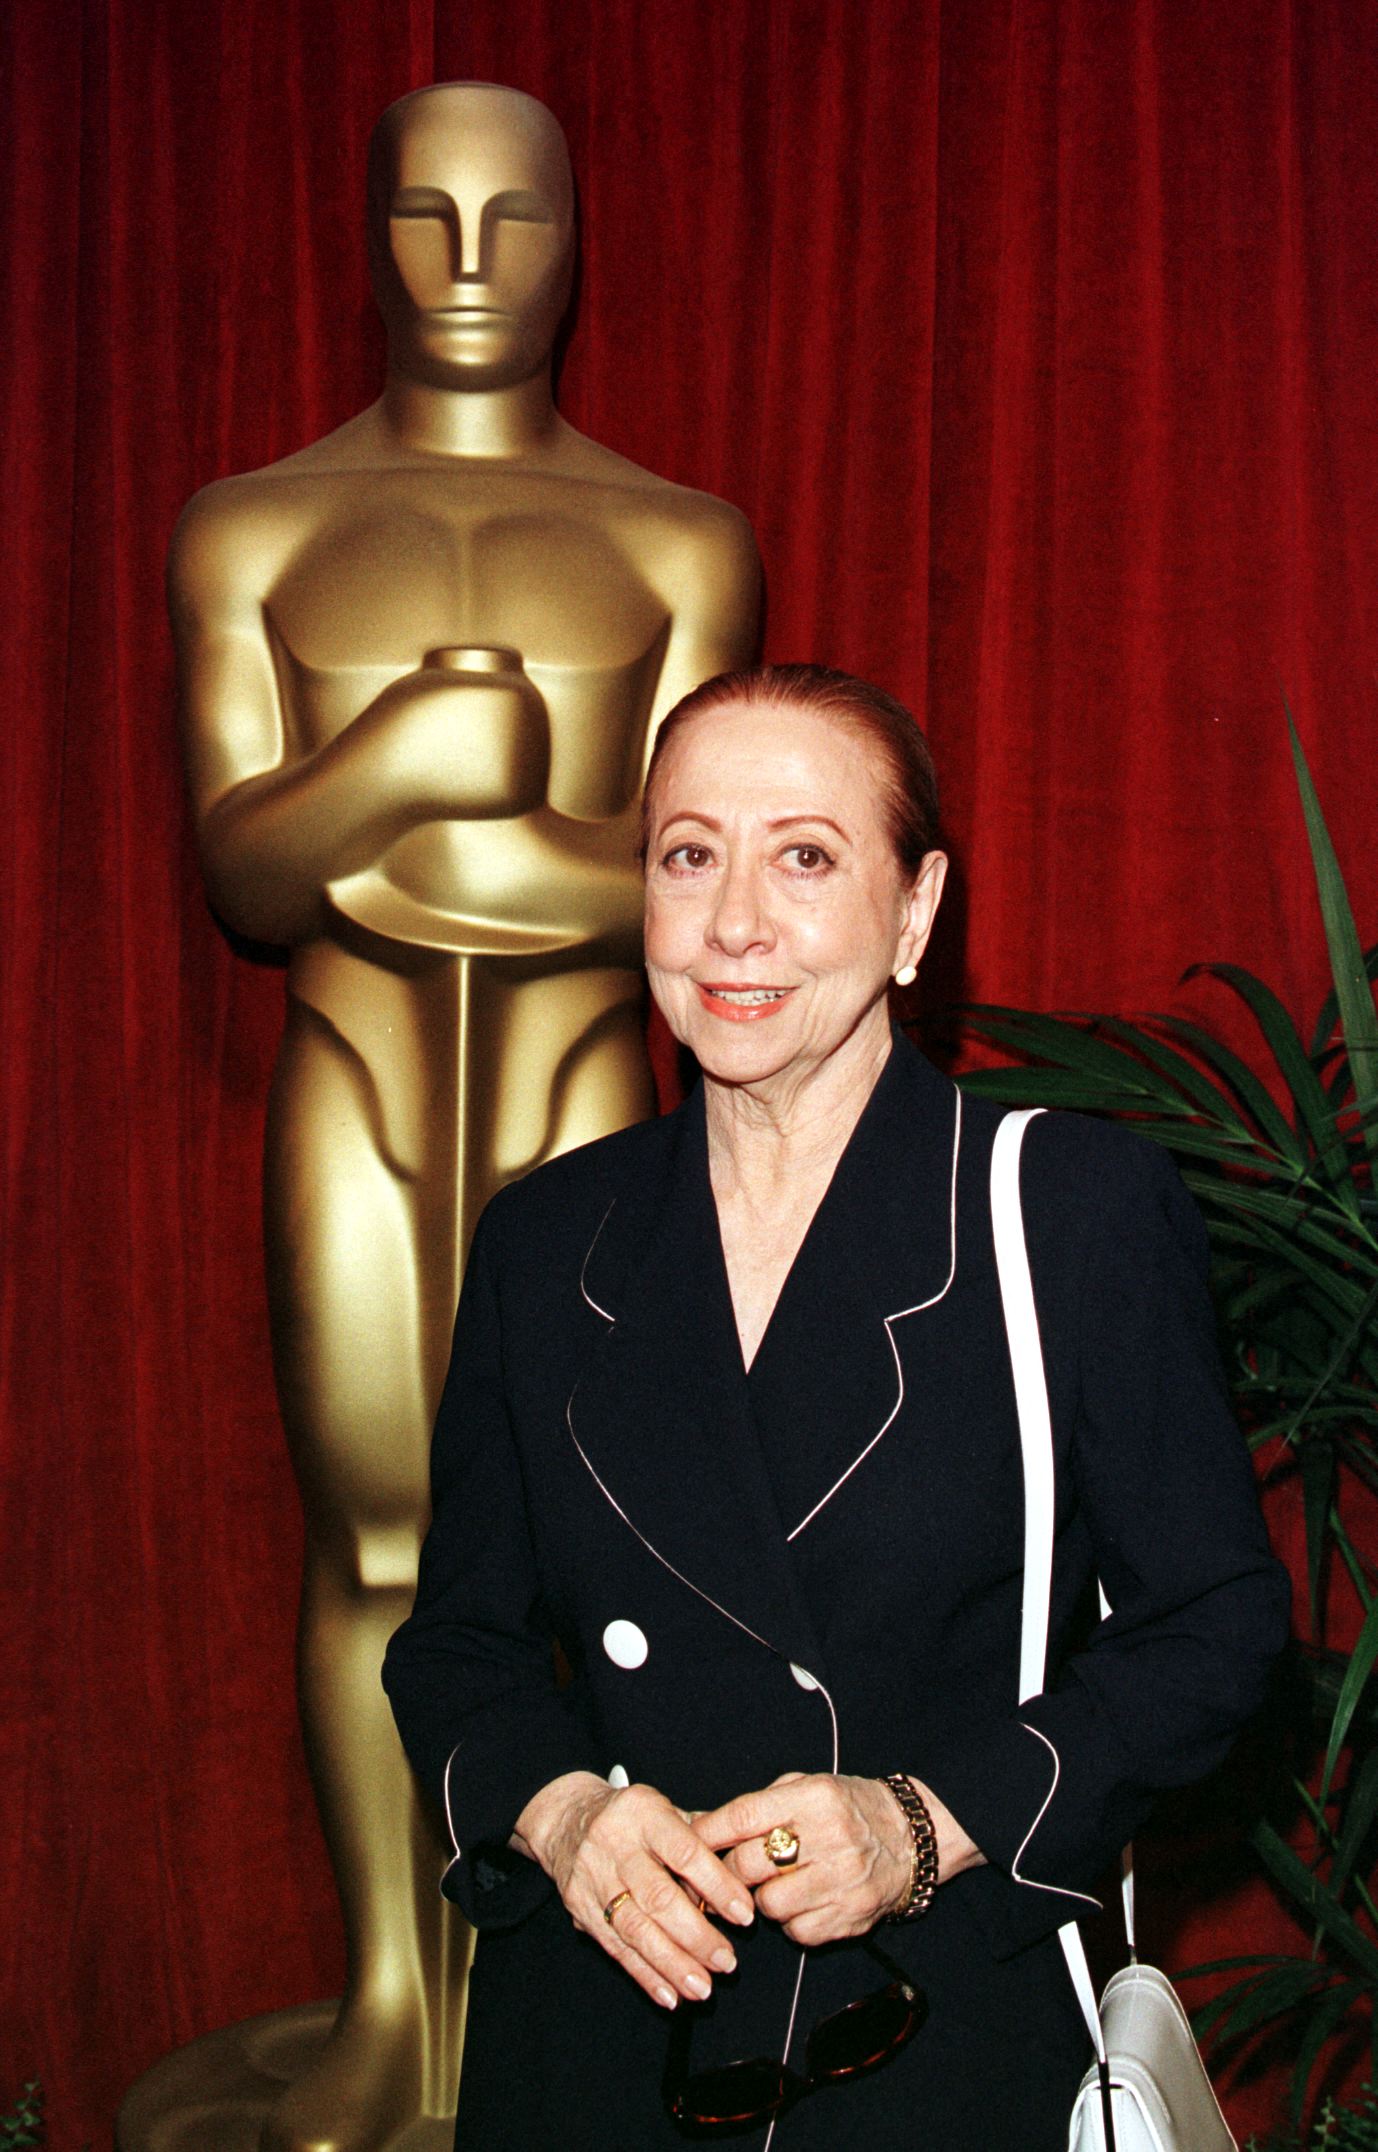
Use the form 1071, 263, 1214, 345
893, 963, 918, 988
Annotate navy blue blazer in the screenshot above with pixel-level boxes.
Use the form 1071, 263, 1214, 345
384, 1034, 1289, 2147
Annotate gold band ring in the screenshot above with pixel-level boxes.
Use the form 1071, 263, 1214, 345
764, 1825, 801, 1867
603, 1888, 634, 1926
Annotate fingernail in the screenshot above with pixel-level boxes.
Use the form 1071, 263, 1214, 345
731, 1899, 754, 1925
711, 1947, 737, 1974
656, 1985, 677, 2010
685, 1973, 711, 2000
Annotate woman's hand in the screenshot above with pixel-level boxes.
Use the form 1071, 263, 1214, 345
690, 1771, 984, 1946
511, 1770, 756, 2011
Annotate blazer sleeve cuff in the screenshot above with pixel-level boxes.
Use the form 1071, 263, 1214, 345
921, 1713, 1113, 1962
435, 1698, 608, 1932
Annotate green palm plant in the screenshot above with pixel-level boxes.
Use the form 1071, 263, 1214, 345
956, 714, 1378, 2128
1250, 2083, 1378, 2150
0, 2084, 42, 2152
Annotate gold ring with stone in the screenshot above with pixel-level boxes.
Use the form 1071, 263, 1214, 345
764, 1825, 801, 1867
603, 1888, 634, 1926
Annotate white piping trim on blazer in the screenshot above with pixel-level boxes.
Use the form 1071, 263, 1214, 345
822, 1678, 840, 1771
579, 1199, 617, 1324
785, 1088, 964, 1543
565, 1384, 843, 1776
761, 1672, 841, 2150
441, 1744, 462, 1886
1008, 1723, 1102, 1911
565, 1397, 780, 1657
763, 1953, 809, 2152
569, 1204, 846, 1767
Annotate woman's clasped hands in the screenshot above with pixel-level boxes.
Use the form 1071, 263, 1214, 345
693, 1770, 982, 1943
512, 1770, 756, 2012
690, 1770, 917, 1945
516, 1765, 976, 2010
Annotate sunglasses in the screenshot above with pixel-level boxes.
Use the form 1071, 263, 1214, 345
663, 1938, 927, 2137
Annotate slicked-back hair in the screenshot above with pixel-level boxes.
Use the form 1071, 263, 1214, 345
639, 663, 941, 880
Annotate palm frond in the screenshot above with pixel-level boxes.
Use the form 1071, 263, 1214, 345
1288, 707, 1378, 1181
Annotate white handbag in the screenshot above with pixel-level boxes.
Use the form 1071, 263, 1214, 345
991, 1110, 1238, 2152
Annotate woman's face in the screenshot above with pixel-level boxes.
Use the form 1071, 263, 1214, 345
643, 700, 945, 1096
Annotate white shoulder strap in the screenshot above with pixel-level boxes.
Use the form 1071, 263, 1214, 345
990, 1108, 1131, 2062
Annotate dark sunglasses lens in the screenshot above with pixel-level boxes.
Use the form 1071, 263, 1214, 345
672, 2059, 789, 2132
805, 1984, 926, 2082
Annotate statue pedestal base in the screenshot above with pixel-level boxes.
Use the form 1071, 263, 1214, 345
116, 2005, 453, 2152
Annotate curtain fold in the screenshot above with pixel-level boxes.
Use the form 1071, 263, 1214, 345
4, 1, 1376, 2142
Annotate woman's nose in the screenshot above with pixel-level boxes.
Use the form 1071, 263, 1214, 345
707, 861, 775, 955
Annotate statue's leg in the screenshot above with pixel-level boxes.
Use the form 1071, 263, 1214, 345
260, 1004, 468, 2152
479, 966, 656, 1188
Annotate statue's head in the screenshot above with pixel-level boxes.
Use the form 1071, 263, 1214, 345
367, 83, 575, 390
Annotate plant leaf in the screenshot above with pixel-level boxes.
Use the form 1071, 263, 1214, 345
957, 1067, 1162, 1112
1312, 943, 1378, 1060
1193, 1961, 1337, 2046
1327, 1508, 1375, 1615
1187, 962, 1358, 1211
1288, 706, 1378, 1180
1250, 1820, 1378, 1984
1202, 1198, 1373, 1327
1288, 1979, 1362, 2127
1285, 1278, 1378, 1459
1197, 1177, 1371, 1263
1154, 1014, 1306, 1164
960, 1007, 1326, 1176
1320, 1595, 1378, 1811
960, 1011, 1185, 1098
1177, 1954, 1319, 1980
1329, 1744, 1378, 1907
1301, 1438, 1337, 1640
1089, 1016, 1254, 1131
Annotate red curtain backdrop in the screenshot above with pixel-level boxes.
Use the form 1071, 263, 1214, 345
4, 1, 1377, 2143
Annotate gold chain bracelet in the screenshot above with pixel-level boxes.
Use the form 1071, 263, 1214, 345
878, 1772, 939, 1921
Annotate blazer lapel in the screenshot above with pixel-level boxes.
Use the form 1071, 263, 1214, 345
746, 1035, 964, 1541
567, 1087, 828, 1675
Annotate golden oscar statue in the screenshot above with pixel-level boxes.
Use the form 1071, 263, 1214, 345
120, 82, 759, 2152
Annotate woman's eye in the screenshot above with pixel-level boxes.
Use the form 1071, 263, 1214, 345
783, 844, 834, 873
664, 843, 713, 871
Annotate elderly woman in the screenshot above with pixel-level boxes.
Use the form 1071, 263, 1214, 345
383, 664, 1289, 2149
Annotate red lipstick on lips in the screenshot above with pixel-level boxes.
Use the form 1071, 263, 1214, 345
694, 983, 795, 1022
